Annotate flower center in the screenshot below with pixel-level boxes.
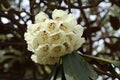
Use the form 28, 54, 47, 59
60, 24, 67, 32
47, 22, 56, 31
51, 34, 60, 41
41, 30, 48, 42
53, 46, 61, 52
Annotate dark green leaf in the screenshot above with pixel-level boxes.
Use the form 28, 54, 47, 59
81, 54, 120, 68
50, 65, 63, 80
55, 65, 63, 80
50, 66, 57, 80
63, 51, 98, 80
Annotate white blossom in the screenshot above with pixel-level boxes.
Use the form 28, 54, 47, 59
35, 12, 49, 23
52, 9, 67, 21
24, 9, 85, 64
31, 54, 59, 64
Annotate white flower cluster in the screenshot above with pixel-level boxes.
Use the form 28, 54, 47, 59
24, 9, 85, 64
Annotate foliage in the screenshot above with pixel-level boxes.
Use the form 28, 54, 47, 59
63, 52, 98, 80
0, 0, 120, 80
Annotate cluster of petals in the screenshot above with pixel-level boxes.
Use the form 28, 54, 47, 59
24, 9, 85, 64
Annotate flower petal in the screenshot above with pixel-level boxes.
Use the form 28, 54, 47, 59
73, 25, 84, 37
52, 9, 67, 21
35, 12, 49, 23
63, 42, 73, 53
50, 30, 65, 44
31, 54, 59, 64
51, 44, 65, 57
45, 20, 59, 33
34, 29, 50, 44
73, 38, 85, 50
35, 44, 50, 56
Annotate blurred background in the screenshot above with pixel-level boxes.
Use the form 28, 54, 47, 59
0, 0, 120, 80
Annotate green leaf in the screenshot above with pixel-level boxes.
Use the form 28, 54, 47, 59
81, 54, 120, 68
49, 66, 57, 80
63, 51, 98, 80
50, 65, 63, 80
55, 66, 63, 80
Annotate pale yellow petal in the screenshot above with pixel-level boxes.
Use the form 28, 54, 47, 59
73, 38, 85, 50
34, 29, 50, 44
65, 32, 76, 45
63, 42, 73, 53
52, 9, 67, 21
45, 20, 59, 33
35, 12, 49, 23
73, 25, 84, 37
35, 44, 50, 56
49, 30, 65, 44
63, 13, 77, 27
51, 44, 65, 57
31, 54, 59, 64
